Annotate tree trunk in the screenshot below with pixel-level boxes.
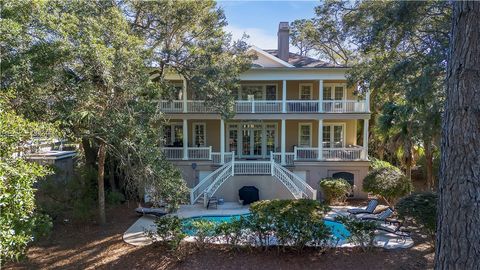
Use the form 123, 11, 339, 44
108, 156, 117, 191
424, 140, 434, 190
97, 142, 107, 225
435, 2, 480, 269
82, 137, 97, 168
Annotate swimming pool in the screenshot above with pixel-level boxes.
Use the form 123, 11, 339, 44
181, 214, 350, 240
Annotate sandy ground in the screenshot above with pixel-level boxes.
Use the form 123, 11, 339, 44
3, 203, 434, 270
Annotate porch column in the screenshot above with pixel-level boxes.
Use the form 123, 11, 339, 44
318, 80, 324, 113
183, 119, 188, 160
317, 119, 323, 160
363, 118, 369, 160
182, 79, 187, 113
220, 119, 225, 164
282, 80, 287, 113
281, 119, 286, 165
365, 89, 371, 113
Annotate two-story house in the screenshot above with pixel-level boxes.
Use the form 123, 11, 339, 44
157, 22, 370, 205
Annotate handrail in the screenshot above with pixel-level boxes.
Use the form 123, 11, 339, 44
190, 161, 232, 204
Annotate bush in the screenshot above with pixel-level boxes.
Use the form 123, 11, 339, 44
250, 199, 331, 250
187, 220, 217, 247
336, 216, 377, 251
148, 216, 186, 251
363, 166, 412, 205
106, 190, 125, 206
396, 192, 437, 240
370, 157, 395, 170
215, 217, 249, 247
319, 178, 351, 204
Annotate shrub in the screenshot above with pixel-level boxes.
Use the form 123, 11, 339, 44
250, 199, 331, 250
148, 216, 186, 251
187, 220, 217, 247
106, 190, 125, 206
319, 178, 351, 204
336, 216, 377, 252
363, 166, 412, 205
396, 192, 437, 240
215, 217, 249, 247
370, 157, 395, 170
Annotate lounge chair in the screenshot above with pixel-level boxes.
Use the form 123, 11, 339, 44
356, 207, 394, 221
347, 199, 379, 215
135, 206, 168, 217
376, 219, 410, 240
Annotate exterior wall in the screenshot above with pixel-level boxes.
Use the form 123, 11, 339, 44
213, 175, 295, 202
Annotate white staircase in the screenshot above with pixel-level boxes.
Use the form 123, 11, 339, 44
189, 154, 317, 205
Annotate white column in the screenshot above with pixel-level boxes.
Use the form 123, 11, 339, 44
182, 79, 187, 113
365, 89, 371, 113
182, 119, 188, 160
220, 119, 225, 164
318, 80, 324, 113
363, 119, 369, 160
281, 119, 286, 165
317, 119, 323, 160
282, 80, 287, 113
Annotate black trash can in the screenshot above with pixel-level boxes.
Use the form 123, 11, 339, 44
239, 186, 259, 205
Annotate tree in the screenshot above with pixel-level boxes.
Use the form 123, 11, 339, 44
0, 93, 56, 262
289, 20, 315, 56
435, 2, 480, 269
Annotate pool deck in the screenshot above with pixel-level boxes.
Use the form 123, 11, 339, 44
123, 203, 413, 250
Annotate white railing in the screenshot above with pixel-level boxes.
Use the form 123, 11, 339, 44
294, 147, 318, 160
205, 155, 235, 200
286, 101, 319, 113
159, 100, 183, 113
323, 147, 363, 160
322, 100, 366, 113
162, 147, 183, 160
293, 146, 364, 161
188, 147, 211, 160
272, 152, 295, 166
190, 161, 233, 204
211, 152, 233, 165
234, 161, 271, 175
271, 156, 317, 200
158, 99, 368, 113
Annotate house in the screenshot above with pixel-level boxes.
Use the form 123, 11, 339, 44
157, 22, 370, 205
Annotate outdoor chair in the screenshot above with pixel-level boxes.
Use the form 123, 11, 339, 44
357, 207, 394, 221
347, 199, 379, 215
135, 206, 167, 217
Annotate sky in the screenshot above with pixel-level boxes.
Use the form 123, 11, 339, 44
218, 0, 318, 50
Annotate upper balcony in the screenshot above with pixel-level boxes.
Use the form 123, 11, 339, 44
158, 99, 368, 114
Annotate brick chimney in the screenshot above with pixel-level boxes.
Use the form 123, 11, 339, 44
277, 22, 290, 62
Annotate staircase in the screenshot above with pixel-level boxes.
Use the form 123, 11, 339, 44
189, 154, 317, 205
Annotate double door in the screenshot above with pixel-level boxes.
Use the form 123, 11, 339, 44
227, 123, 277, 158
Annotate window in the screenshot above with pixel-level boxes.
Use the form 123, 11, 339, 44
239, 84, 277, 100
163, 123, 183, 146
323, 86, 332, 100
193, 123, 206, 147
322, 123, 345, 148
323, 84, 346, 100
266, 85, 277, 100
299, 83, 312, 100
298, 123, 312, 147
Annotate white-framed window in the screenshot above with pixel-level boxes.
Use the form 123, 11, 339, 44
323, 83, 346, 100
238, 84, 278, 100
192, 123, 206, 147
163, 123, 183, 146
322, 123, 346, 148
299, 83, 313, 100
298, 123, 312, 147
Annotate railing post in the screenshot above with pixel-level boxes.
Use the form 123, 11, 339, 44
252, 97, 255, 113
183, 119, 188, 160
318, 119, 323, 160
281, 119, 286, 165
220, 119, 225, 164
270, 154, 274, 176
293, 146, 297, 161
362, 118, 369, 160
209, 146, 212, 160
190, 191, 194, 205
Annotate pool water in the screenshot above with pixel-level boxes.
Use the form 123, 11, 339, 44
181, 214, 350, 240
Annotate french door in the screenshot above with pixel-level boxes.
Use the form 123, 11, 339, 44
227, 122, 277, 158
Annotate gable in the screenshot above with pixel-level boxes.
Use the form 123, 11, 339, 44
248, 46, 294, 68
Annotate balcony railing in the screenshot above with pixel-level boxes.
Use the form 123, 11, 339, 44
159, 99, 368, 114
294, 146, 364, 161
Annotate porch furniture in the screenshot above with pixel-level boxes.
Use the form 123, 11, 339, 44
347, 199, 379, 215
356, 207, 394, 221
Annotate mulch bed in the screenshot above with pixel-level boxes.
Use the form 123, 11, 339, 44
4, 203, 434, 270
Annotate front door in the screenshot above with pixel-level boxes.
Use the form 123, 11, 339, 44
228, 122, 277, 158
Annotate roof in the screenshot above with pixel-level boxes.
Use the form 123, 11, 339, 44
263, 49, 347, 68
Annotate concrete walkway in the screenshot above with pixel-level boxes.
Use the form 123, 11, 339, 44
123, 203, 413, 249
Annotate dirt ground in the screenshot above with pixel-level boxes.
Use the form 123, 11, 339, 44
4, 204, 435, 270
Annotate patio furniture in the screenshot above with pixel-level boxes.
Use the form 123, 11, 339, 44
239, 186, 259, 205
347, 199, 379, 215
356, 207, 394, 221
135, 207, 167, 217
207, 196, 218, 209
376, 218, 410, 241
